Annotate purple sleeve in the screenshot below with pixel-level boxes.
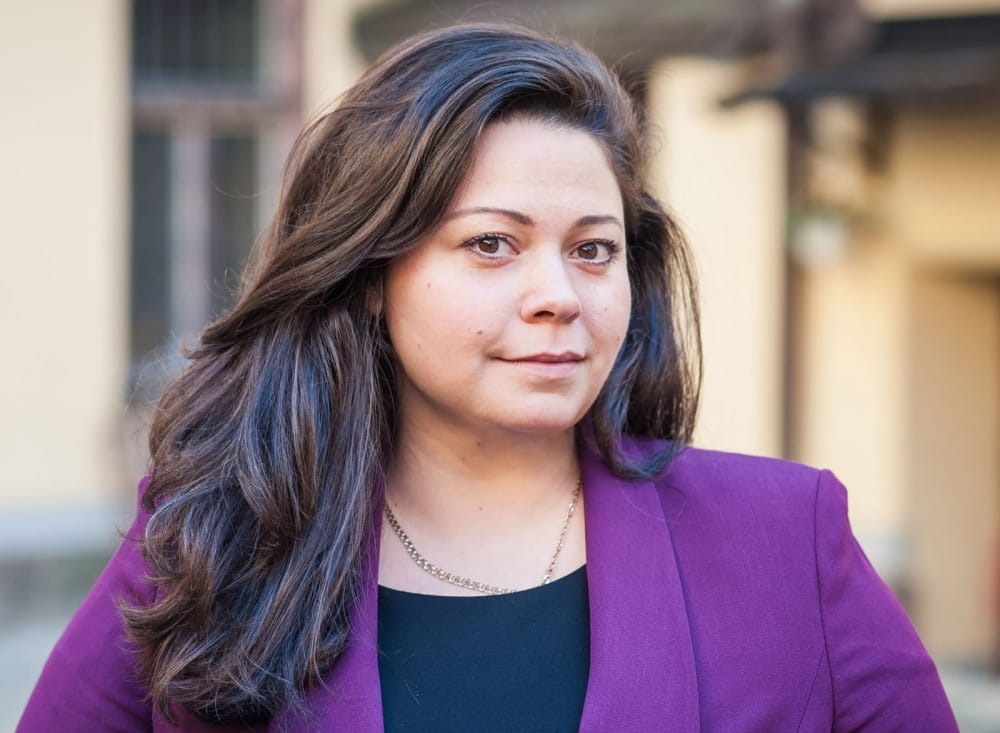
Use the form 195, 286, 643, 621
17, 481, 155, 732
816, 469, 959, 731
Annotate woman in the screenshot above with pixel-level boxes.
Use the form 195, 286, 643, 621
20, 23, 957, 732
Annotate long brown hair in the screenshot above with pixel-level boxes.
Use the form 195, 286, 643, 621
124, 22, 700, 723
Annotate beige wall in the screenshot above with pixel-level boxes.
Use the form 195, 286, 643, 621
648, 57, 786, 458
0, 0, 129, 508
302, 0, 372, 119
862, 0, 1000, 17
908, 272, 1000, 662
792, 238, 910, 576
787, 99, 912, 560
886, 105, 1000, 270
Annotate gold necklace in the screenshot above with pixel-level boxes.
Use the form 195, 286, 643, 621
382, 476, 582, 596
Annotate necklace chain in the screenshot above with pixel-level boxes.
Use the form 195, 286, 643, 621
382, 476, 582, 596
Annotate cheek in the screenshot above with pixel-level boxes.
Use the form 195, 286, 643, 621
384, 266, 499, 359
595, 281, 632, 349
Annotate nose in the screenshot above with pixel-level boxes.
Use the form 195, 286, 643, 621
519, 251, 581, 324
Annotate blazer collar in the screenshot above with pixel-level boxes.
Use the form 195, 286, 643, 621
284, 445, 700, 732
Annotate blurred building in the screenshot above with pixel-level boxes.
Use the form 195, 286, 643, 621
1, 0, 998, 692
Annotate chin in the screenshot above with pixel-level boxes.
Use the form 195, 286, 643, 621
491, 407, 589, 436
508, 421, 579, 436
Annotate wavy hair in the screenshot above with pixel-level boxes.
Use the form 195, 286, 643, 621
124, 22, 700, 723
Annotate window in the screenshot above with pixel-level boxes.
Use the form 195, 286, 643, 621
129, 0, 301, 396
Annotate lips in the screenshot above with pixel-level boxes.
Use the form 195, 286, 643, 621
498, 352, 584, 378
508, 351, 584, 363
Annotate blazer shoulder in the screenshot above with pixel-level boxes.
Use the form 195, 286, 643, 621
668, 444, 820, 487
630, 440, 829, 522
619, 436, 822, 495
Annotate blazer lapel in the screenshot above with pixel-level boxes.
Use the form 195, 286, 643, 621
578, 447, 700, 732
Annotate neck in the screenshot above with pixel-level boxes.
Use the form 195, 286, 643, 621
388, 413, 579, 521
379, 411, 585, 593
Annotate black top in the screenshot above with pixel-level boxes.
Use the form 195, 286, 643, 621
377, 565, 590, 733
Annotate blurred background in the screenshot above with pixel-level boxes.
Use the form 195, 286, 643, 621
2, 0, 999, 728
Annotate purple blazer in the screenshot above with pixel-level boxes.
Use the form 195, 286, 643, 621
19, 443, 958, 731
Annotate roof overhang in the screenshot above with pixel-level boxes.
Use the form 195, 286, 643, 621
354, 0, 797, 72
724, 13, 1000, 106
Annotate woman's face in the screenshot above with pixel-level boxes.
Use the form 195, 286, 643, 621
383, 118, 631, 439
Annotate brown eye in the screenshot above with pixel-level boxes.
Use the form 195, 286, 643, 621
476, 236, 501, 254
461, 233, 514, 259
571, 240, 617, 264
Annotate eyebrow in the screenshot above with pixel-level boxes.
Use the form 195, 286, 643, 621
443, 206, 623, 230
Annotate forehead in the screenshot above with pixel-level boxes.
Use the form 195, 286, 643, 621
451, 119, 623, 215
